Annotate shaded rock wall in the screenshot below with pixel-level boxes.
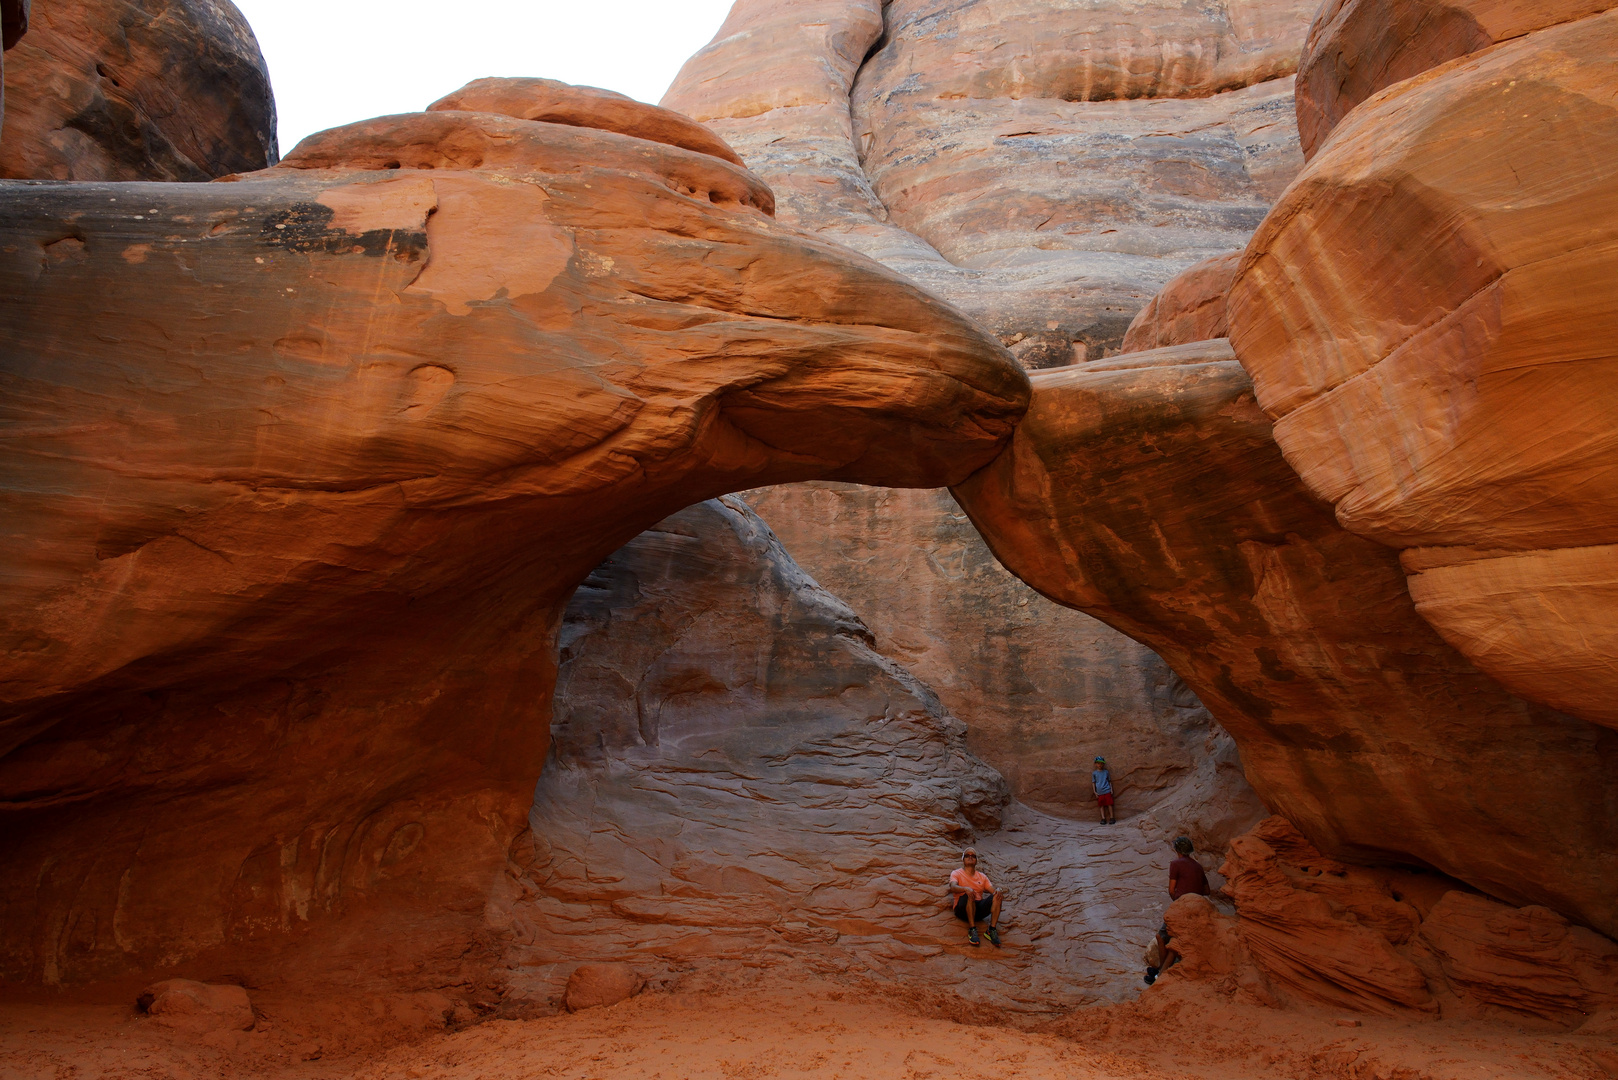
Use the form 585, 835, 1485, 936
743, 483, 1264, 844
0, 0, 276, 180
0, 86, 1027, 986
951, 340, 1618, 940
502, 499, 1182, 1013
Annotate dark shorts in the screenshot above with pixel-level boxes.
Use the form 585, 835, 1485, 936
953, 894, 994, 923
1097, 793, 1114, 807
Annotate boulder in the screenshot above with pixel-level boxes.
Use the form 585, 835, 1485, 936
1120, 252, 1242, 353
1160, 819, 1618, 1025
0, 0, 276, 180
563, 964, 643, 1012
1296, 0, 1618, 158
1231, 10, 1618, 729
950, 341, 1618, 939
428, 77, 746, 166
0, 97, 1026, 986
137, 979, 255, 1032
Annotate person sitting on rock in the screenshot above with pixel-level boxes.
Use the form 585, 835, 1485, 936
1143, 924, 1179, 985
948, 848, 1001, 947
1169, 836, 1210, 899
1091, 756, 1116, 825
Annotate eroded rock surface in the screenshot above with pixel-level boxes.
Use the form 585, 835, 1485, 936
951, 341, 1618, 939
0, 94, 1027, 986
429, 77, 745, 166
1233, 9, 1618, 729
0, 0, 276, 180
503, 500, 1180, 1013
1164, 818, 1618, 1026
1119, 252, 1241, 353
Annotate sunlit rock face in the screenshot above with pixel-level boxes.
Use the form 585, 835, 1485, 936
1295, 0, 1618, 159
0, 84, 1027, 986
1232, 8, 1618, 731
951, 341, 1618, 940
502, 499, 1190, 1014
0, 0, 277, 180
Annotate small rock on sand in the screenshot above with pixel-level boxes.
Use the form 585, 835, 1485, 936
136, 979, 255, 1032
564, 964, 644, 1012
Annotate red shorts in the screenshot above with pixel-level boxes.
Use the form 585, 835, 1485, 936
1096, 793, 1114, 807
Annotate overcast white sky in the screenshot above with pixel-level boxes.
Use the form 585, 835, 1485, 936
231, 0, 738, 155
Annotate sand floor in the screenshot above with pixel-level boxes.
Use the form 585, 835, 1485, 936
4, 969, 1615, 1080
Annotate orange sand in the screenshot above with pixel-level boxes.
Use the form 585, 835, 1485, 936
3, 970, 1614, 1080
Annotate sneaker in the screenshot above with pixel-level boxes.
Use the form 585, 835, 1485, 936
967, 927, 981, 946
986, 926, 1001, 947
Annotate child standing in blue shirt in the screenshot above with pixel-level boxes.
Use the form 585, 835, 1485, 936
1092, 756, 1115, 825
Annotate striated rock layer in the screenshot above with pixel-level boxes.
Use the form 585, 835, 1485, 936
951, 340, 1618, 940
0, 84, 1028, 986
0, 0, 276, 180
664, 0, 1311, 366
1233, 9, 1618, 729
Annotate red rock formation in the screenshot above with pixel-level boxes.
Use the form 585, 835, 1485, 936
951, 340, 1618, 939
1119, 252, 1242, 353
428, 77, 746, 167
1232, 10, 1618, 729
0, 97, 1027, 987
1296, 0, 1618, 159
0, 0, 276, 180
0, 0, 27, 135
1163, 818, 1618, 1025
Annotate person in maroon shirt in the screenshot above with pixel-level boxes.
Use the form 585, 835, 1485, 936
1168, 836, 1210, 900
